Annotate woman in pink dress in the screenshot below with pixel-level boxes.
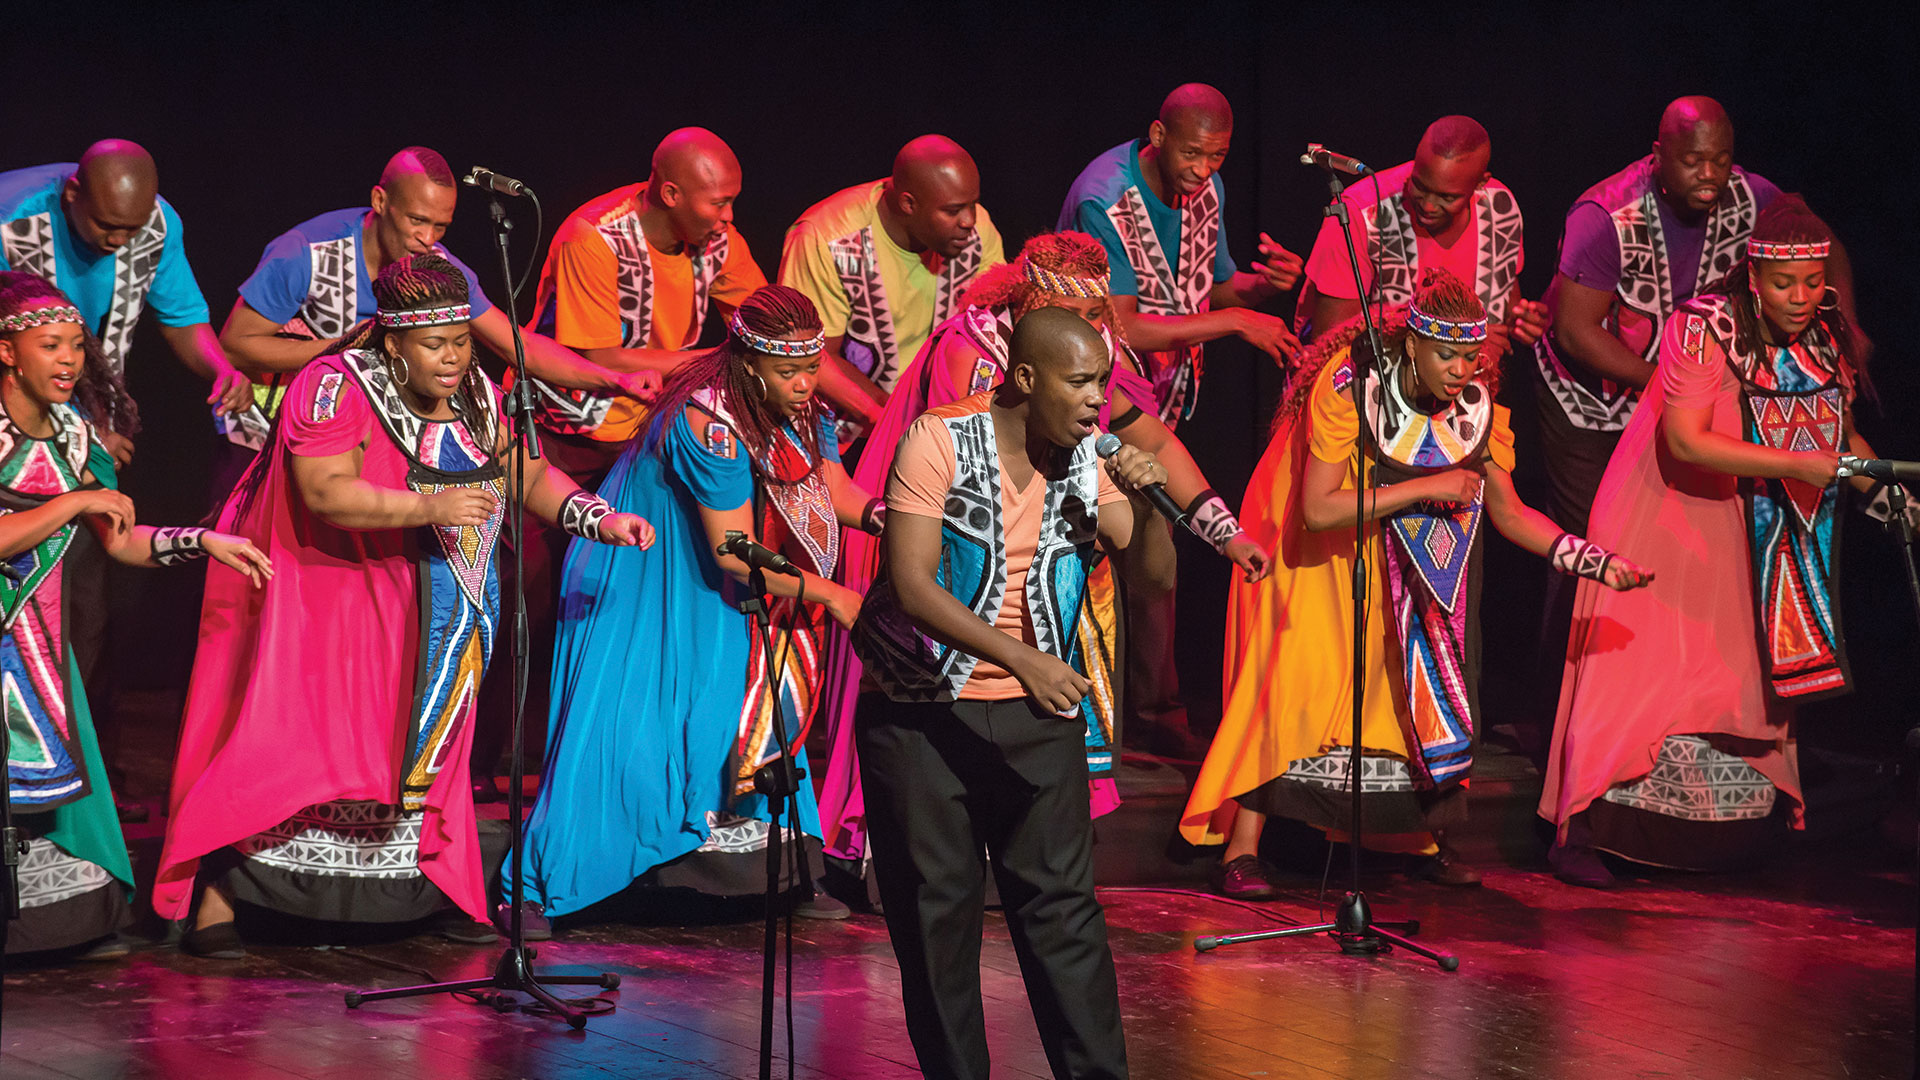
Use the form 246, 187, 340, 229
1542, 197, 1897, 886
814, 232, 1272, 909
155, 255, 652, 958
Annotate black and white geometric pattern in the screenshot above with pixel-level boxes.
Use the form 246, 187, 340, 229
2, 213, 58, 282
336, 348, 499, 461
831, 223, 982, 397
698, 811, 801, 855
1548, 532, 1610, 581
559, 488, 613, 542
149, 526, 208, 566
1105, 182, 1219, 423
1600, 734, 1776, 822
1285, 747, 1416, 794
1361, 179, 1524, 323
16, 837, 113, 909
2, 203, 167, 374
298, 236, 359, 339
1026, 434, 1102, 662
1186, 491, 1243, 554
235, 800, 426, 878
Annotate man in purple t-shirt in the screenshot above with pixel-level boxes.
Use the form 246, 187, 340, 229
1531, 96, 1780, 533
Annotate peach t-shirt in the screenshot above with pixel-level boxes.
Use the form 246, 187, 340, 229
885, 398, 1125, 700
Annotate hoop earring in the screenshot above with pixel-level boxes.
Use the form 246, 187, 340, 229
753, 371, 770, 402
388, 350, 410, 386
1818, 285, 1841, 312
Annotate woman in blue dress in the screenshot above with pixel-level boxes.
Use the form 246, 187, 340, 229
510, 285, 877, 917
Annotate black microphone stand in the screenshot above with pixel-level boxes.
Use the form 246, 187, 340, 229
1195, 163, 1458, 970
728, 544, 808, 1080
345, 182, 619, 1028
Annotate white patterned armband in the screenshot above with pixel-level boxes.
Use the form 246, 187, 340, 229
1548, 531, 1614, 583
1185, 490, 1243, 555
559, 490, 614, 542
150, 527, 209, 566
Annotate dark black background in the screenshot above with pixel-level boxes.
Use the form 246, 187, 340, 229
11, 1, 1915, 755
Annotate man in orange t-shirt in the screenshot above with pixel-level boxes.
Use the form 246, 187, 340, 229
851, 309, 1174, 1080
475, 128, 765, 797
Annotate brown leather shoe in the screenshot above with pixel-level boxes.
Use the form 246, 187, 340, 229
1417, 833, 1482, 887
1211, 855, 1283, 900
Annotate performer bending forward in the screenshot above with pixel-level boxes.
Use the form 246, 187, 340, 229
155, 255, 650, 958
853, 308, 1176, 1080
509, 285, 872, 917
1542, 197, 1896, 887
1181, 270, 1651, 896
1, 273, 267, 957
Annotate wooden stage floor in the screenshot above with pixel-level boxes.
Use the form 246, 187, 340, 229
3, 843, 1912, 1080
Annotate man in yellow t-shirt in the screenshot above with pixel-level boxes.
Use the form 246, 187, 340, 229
779, 135, 1004, 440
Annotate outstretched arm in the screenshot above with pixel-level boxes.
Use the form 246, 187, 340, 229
1110, 388, 1269, 581
696, 499, 856, 628
1663, 399, 1838, 487
470, 307, 658, 400
1109, 294, 1299, 367
159, 321, 253, 416
219, 299, 332, 375
1483, 463, 1651, 590
1551, 275, 1656, 390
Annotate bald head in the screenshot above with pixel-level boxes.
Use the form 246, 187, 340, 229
1011, 306, 1104, 373
887, 136, 981, 258
63, 140, 158, 254
1654, 96, 1736, 216
651, 127, 740, 193
1158, 83, 1233, 139
1419, 115, 1490, 162
1658, 95, 1732, 144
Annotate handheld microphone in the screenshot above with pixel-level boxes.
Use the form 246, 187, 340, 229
462, 166, 530, 197
1095, 433, 1190, 528
716, 529, 801, 577
1300, 143, 1371, 177
1837, 455, 1920, 484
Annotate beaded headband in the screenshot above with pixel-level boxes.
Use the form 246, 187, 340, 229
729, 311, 825, 357
0, 305, 85, 332
1022, 260, 1110, 298
376, 303, 472, 328
1407, 302, 1488, 343
1746, 238, 1831, 261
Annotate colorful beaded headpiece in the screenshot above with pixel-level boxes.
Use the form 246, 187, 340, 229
1022, 260, 1110, 299
1407, 302, 1488, 343
1746, 238, 1831, 261
0, 304, 85, 332
376, 303, 472, 328
729, 311, 825, 357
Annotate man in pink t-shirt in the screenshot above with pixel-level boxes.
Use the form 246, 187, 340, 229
851, 309, 1175, 1080
1297, 115, 1546, 369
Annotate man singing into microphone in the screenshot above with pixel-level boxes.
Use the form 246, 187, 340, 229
852, 308, 1174, 1080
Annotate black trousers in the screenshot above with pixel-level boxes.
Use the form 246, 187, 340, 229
857, 693, 1128, 1080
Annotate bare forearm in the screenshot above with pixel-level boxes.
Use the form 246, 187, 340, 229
1116, 417, 1209, 506
1303, 477, 1433, 532
519, 334, 626, 393
895, 571, 1040, 674
1211, 273, 1278, 311
1666, 426, 1810, 480
1117, 307, 1243, 354
303, 477, 433, 530
159, 323, 236, 380
1556, 319, 1654, 390
222, 331, 329, 375
0, 501, 83, 559
582, 346, 694, 379
818, 348, 886, 428
1116, 495, 1177, 592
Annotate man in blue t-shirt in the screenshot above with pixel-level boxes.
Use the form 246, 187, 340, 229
219, 147, 646, 411
1057, 84, 1303, 759
0, 140, 252, 462
1057, 83, 1302, 429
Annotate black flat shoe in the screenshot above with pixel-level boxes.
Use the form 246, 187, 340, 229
1211, 854, 1282, 900
430, 910, 502, 945
493, 901, 552, 941
181, 921, 246, 959
1416, 832, 1482, 887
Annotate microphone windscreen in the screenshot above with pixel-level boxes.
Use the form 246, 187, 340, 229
1094, 433, 1122, 459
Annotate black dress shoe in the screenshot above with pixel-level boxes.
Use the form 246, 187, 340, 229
181, 921, 247, 959
1211, 855, 1282, 900
430, 910, 501, 945
1415, 831, 1482, 887
1549, 841, 1616, 889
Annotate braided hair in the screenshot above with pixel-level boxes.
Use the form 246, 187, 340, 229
961, 231, 1112, 320
0, 270, 141, 437
334, 253, 496, 450
1274, 268, 1488, 431
643, 284, 826, 479
1707, 194, 1870, 403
